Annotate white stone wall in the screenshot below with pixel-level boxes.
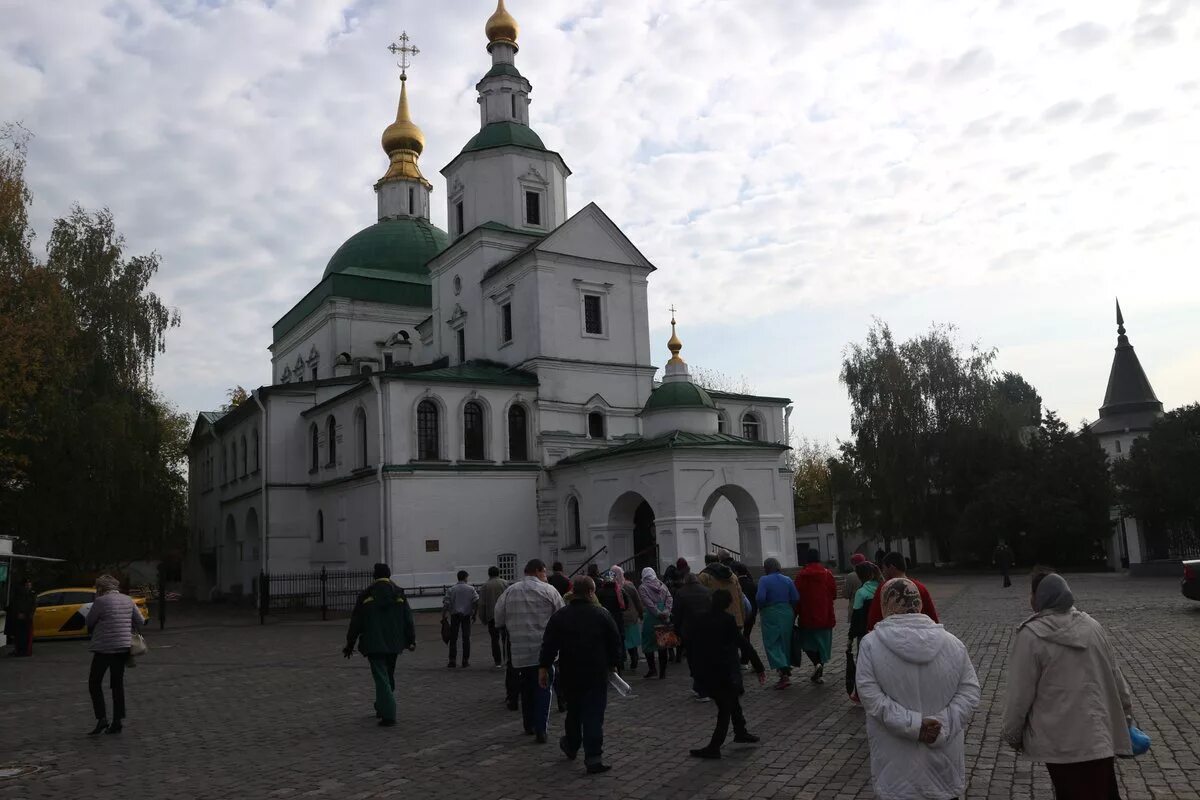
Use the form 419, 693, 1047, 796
442, 148, 569, 238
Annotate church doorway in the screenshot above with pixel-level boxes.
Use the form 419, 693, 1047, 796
607, 492, 657, 575
702, 485, 761, 567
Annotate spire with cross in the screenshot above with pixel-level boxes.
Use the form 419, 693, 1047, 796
387, 32, 420, 81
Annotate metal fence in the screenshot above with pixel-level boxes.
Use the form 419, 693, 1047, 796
258, 568, 485, 623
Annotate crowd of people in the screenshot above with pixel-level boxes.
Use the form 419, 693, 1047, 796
4, 547, 1139, 798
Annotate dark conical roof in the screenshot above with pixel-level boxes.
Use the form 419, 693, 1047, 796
1094, 300, 1163, 434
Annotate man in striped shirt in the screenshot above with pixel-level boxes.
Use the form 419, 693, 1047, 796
494, 558, 565, 743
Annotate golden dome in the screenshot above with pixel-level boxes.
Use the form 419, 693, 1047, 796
485, 0, 519, 46
667, 313, 685, 366
378, 78, 430, 188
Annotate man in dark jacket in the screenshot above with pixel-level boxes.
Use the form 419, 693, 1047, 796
5, 577, 36, 657
344, 563, 416, 727
733, 563, 758, 664
687, 589, 766, 759
539, 576, 621, 775
992, 540, 1014, 588
547, 562, 570, 596
671, 571, 713, 699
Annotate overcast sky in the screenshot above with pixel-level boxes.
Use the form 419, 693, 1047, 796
4, 0, 1197, 445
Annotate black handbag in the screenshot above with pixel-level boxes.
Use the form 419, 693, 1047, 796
440, 616, 451, 644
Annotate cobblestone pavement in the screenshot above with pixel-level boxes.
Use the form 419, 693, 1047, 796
1, 574, 1197, 800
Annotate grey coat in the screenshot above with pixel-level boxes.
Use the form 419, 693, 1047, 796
86, 592, 145, 653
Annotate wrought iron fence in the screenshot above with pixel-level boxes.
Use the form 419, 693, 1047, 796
258, 568, 486, 623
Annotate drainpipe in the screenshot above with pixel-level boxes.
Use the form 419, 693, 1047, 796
784, 404, 793, 449
372, 376, 389, 566
252, 390, 269, 573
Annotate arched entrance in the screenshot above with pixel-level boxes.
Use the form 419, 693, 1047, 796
607, 491, 657, 575
702, 485, 762, 567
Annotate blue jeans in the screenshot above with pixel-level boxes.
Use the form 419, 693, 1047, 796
562, 683, 608, 765
517, 665, 554, 734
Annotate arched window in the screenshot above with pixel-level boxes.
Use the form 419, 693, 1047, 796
463, 401, 485, 460
567, 496, 582, 548
326, 416, 337, 466
309, 423, 319, 472
355, 408, 368, 469
508, 405, 528, 461
417, 400, 439, 460
240, 435, 247, 476
252, 429, 260, 472
316, 510, 324, 543
587, 411, 606, 440
741, 413, 761, 441
717, 411, 728, 435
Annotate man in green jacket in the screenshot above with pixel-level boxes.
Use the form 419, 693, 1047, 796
344, 563, 416, 726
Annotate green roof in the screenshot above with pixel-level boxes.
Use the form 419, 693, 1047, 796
707, 389, 793, 405
273, 273, 432, 343
483, 63, 524, 80
323, 218, 448, 280
642, 381, 717, 413
555, 430, 789, 468
461, 122, 547, 154
388, 360, 538, 387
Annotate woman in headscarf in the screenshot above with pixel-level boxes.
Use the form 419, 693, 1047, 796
846, 560, 882, 702
595, 570, 628, 673
1001, 570, 1134, 800
856, 578, 980, 800
792, 548, 838, 684
85, 574, 147, 735
609, 565, 644, 670
637, 566, 673, 679
754, 557, 798, 689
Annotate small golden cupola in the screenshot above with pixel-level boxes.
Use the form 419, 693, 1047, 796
378, 76, 431, 190
485, 0, 519, 50
667, 312, 685, 366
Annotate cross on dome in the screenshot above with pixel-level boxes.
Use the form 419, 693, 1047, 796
387, 32, 420, 80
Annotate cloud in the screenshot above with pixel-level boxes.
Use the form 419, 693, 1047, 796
2, 0, 1197, 444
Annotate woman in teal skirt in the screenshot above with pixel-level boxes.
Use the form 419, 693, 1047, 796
637, 567, 673, 679
792, 549, 838, 684
755, 557, 799, 689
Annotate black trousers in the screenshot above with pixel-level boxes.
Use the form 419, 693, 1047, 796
707, 685, 748, 749
89, 651, 130, 721
502, 629, 520, 707
1047, 757, 1121, 799
486, 620, 502, 666
740, 614, 756, 664
9, 618, 32, 656
562, 683, 608, 766
1002, 567, 1012, 588
448, 614, 471, 665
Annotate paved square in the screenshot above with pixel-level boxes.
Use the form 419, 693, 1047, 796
1, 574, 1197, 800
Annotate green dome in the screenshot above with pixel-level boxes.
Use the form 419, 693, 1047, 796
462, 122, 547, 154
642, 381, 718, 413
323, 218, 448, 280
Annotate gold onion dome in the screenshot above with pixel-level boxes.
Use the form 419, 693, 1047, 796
379, 78, 429, 187
485, 0, 519, 47
666, 314, 685, 365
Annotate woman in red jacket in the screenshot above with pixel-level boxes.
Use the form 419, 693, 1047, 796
793, 549, 838, 684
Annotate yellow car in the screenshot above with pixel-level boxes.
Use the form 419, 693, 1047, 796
33, 587, 150, 640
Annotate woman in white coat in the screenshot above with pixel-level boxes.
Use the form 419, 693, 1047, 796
1001, 571, 1133, 800
856, 578, 980, 800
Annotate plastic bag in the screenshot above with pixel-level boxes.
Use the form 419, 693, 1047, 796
1129, 726, 1151, 756
608, 672, 633, 697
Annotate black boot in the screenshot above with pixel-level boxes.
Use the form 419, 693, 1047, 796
88, 719, 109, 736
628, 648, 639, 670
643, 652, 657, 679
658, 653, 667, 679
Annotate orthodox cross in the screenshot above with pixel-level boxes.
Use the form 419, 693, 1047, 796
669, 304, 677, 322
387, 32, 420, 80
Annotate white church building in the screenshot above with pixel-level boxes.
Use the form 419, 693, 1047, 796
185, 2, 797, 599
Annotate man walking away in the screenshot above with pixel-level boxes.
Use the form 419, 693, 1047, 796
494, 559, 565, 743
479, 566, 508, 668
443, 570, 478, 668
866, 553, 939, 632
547, 562, 570, 596
671, 570, 714, 700
993, 540, 1014, 588
540, 576, 621, 775
344, 563, 416, 727
5, 577, 36, 657
687, 589, 766, 759
734, 563, 758, 664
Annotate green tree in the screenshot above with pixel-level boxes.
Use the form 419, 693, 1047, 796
221, 385, 250, 413
1113, 404, 1200, 560
793, 437, 833, 526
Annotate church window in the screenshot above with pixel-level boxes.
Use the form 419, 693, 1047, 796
741, 413, 761, 441
408, 187, 414, 215
454, 201, 464, 236
524, 191, 541, 226
417, 400, 440, 460
501, 302, 513, 344
587, 411, 606, 440
326, 416, 337, 466
511, 94, 517, 119
717, 411, 728, 435
383, 352, 394, 369
566, 497, 582, 548
583, 294, 603, 335
359, 536, 369, 556
456, 328, 466, 364
309, 423, 319, 472
252, 429, 260, 472
316, 510, 324, 543
463, 401, 486, 460
311, 366, 318, 382
355, 408, 368, 469
508, 405, 529, 461
498, 553, 517, 582
240, 435, 247, 476
453, 275, 462, 295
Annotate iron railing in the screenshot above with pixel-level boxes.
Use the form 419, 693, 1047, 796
258, 568, 488, 623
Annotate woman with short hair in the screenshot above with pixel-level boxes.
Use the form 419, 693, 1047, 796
1001, 570, 1134, 800
85, 574, 147, 735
